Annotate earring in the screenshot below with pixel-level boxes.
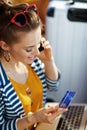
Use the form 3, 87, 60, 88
3, 51, 11, 62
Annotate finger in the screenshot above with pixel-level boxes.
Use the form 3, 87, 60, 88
41, 39, 50, 48
45, 105, 59, 114
56, 108, 67, 116
41, 37, 46, 42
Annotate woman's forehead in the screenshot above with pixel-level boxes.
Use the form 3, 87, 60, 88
11, 27, 41, 47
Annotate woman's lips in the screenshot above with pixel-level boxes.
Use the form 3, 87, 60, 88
28, 56, 35, 61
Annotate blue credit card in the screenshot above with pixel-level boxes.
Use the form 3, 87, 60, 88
59, 91, 76, 108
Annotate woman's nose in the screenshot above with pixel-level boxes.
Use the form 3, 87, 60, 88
33, 46, 39, 55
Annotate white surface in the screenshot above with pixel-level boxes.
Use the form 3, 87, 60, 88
46, 1, 87, 103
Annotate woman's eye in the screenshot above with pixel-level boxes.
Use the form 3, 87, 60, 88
26, 49, 32, 52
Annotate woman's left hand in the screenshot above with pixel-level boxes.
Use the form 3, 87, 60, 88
38, 37, 53, 62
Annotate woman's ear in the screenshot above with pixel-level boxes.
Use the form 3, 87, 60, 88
0, 41, 9, 51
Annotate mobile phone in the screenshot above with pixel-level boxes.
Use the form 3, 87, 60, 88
38, 42, 44, 52
59, 91, 76, 108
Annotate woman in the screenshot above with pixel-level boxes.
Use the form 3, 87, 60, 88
0, 1, 66, 130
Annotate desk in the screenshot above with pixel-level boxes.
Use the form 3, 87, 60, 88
36, 103, 87, 130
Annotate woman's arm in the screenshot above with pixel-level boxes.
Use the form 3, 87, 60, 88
0, 91, 18, 130
44, 58, 58, 80
16, 113, 35, 130
37, 37, 60, 81
0, 91, 66, 130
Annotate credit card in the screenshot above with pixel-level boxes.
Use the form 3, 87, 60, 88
59, 91, 76, 108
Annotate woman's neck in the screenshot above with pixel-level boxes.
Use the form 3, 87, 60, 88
1, 57, 19, 67
1, 58, 29, 84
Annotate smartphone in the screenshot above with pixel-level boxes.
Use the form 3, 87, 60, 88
38, 42, 44, 52
59, 91, 76, 108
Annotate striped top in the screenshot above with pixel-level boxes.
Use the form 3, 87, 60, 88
9, 65, 43, 114
0, 57, 60, 130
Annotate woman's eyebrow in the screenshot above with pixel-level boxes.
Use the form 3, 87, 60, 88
24, 42, 40, 48
25, 45, 34, 48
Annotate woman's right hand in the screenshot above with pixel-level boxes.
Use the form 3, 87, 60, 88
29, 105, 67, 124
17, 105, 67, 130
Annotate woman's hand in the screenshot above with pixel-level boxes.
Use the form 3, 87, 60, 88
38, 37, 53, 62
31, 105, 67, 124
17, 105, 67, 130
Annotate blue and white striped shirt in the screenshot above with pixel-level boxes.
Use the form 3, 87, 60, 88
0, 58, 60, 130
